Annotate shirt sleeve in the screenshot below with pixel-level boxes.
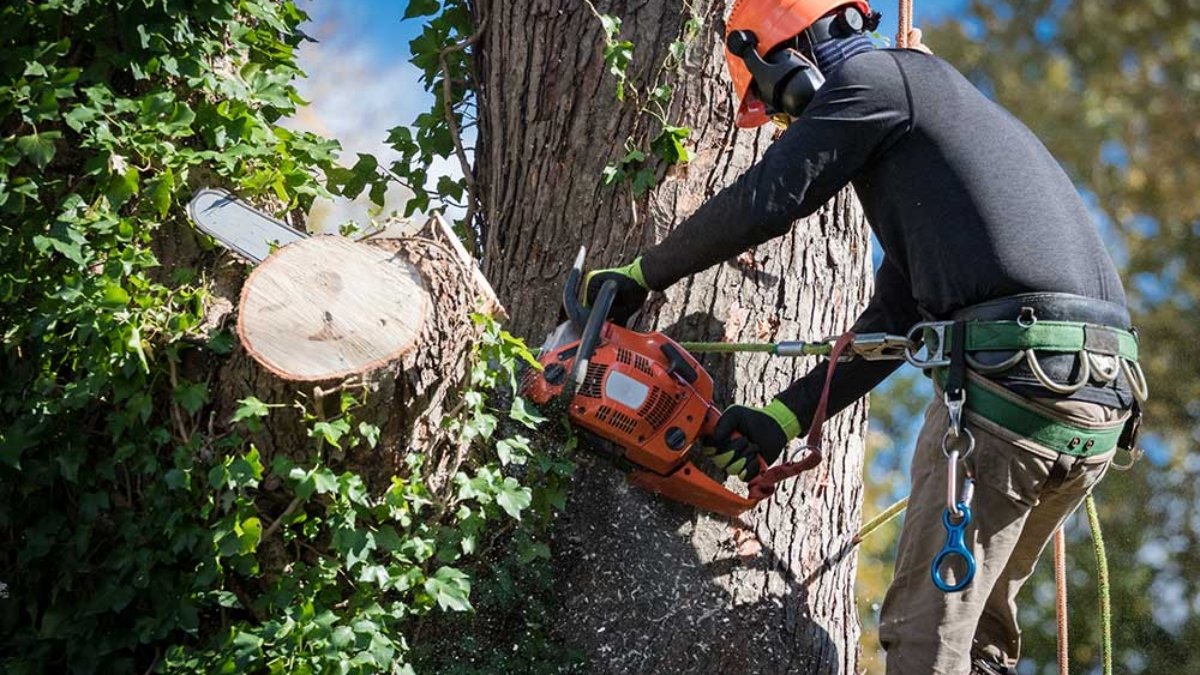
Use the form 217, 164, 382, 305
639, 52, 912, 291
774, 255, 923, 430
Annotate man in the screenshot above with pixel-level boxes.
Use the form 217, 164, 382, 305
584, 1, 1144, 673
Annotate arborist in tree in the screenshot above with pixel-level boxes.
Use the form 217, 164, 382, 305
583, 0, 1146, 673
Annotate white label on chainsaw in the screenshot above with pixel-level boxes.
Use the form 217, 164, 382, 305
604, 371, 649, 411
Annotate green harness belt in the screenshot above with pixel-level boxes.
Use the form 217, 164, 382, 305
928, 320, 1140, 458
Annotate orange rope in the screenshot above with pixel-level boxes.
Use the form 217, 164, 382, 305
1055, 528, 1070, 674
897, 0, 913, 48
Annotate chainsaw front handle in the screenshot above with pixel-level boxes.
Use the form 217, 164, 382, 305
568, 279, 617, 389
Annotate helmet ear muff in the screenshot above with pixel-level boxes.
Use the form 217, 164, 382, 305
727, 30, 826, 119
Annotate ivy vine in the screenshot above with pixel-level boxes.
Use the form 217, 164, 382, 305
1, 2, 572, 672
588, 0, 706, 198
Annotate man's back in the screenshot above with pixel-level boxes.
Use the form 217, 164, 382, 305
849, 49, 1126, 317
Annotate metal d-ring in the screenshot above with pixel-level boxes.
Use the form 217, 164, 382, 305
1086, 351, 1122, 383
965, 350, 1025, 375
1120, 358, 1150, 403
904, 321, 954, 369
1025, 349, 1091, 394
942, 426, 976, 461
1110, 446, 1144, 471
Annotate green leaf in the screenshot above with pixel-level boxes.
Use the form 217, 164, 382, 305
599, 14, 622, 38
509, 398, 546, 429
632, 168, 657, 196
100, 283, 130, 307
495, 477, 532, 520
358, 422, 381, 449
232, 396, 271, 424
290, 467, 317, 500
309, 419, 351, 448
17, 131, 60, 170
496, 435, 531, 466
146, 168, 174, 218
174, 381, 209, 415
312, 467, 339, 495
424, 566, 472, 612
237, 516, 262, 553
404, 0, 440, 19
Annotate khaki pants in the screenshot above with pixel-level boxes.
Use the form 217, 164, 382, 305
878, 373, 1128, 674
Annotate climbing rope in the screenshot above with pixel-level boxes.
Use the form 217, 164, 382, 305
1086, 495, 1114, 675
855, 496, 909, 544
1055, 528, 1070, 673
897, 0, 914, 48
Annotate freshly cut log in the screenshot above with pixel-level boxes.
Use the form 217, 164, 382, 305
237, 236, 429, 382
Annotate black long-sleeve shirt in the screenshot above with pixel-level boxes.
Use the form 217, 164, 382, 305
640, 49, 1128, 429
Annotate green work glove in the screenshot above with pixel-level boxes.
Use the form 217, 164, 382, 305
703, 400, 802, 481
583, 257, 649, 326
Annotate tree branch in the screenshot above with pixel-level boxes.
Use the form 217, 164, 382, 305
438, 13, 489, 257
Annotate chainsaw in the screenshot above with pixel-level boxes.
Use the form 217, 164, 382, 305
521, 248, 778, 518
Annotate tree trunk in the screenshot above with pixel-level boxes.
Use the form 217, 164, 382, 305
475, 1, 873, 673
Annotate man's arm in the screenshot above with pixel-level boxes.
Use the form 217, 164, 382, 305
638, 52, 911, 291
775, 255, 923, 430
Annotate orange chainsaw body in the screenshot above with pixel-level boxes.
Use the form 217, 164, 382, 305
523, 323, 760, 517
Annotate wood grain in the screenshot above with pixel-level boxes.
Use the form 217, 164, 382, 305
237, 236, 428, 382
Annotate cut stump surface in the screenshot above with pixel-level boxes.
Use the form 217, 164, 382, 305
237, 236, 428, 381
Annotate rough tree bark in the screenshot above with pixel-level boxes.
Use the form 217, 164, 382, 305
475, 1, 873, 673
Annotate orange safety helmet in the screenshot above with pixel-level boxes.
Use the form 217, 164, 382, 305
726, 0, 873, 128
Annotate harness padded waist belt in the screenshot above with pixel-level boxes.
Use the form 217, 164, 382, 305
930, 293, 1141, 458
952, 292, 1131, 327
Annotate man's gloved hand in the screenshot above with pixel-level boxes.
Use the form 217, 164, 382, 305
583, 257, 649, 326
703, 400, 802, 481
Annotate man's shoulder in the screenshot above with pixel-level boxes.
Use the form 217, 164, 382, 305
826, 49, 908, 89
820, 49, 911, 103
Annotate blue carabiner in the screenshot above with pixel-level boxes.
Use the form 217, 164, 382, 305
931, 503, 976, 593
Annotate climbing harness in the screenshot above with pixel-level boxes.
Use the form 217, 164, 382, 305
681, 293, 1143, 662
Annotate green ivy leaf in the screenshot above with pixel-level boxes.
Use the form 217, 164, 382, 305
358, 422, 381, 449
424, 566, 472, 612
309, 419, 352, 448
495, 477, 532, 520
312, 467, 339, 495
16, 131, 60, 170
404, 0, 440, 19
100, 283, 130, 307
174, 381, 209, 416
146, 167, 174, 218
232, 396, 271, 424
237, 516, 262, 553
632, 168, 657, 196
599, 14, 621, 38
509, 398, 546, 429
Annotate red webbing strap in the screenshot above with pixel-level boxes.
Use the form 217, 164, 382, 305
748, 332, 857, 501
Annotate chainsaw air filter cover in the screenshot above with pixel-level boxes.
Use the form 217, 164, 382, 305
523, 323, 717, 477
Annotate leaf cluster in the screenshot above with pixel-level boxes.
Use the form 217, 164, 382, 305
386, 0, 478, 248
589, 3, 704, 197
0, 2, 574, 672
